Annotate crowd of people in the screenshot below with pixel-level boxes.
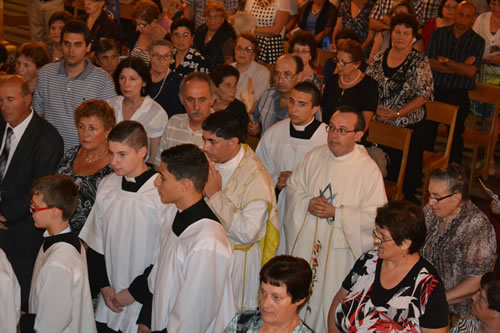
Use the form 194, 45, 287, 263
0, 0, 500, 331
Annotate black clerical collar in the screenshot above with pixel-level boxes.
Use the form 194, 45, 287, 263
172, 199, 219, 236
121, 165, 156, 192
289, 119, 322, 139
43, 231, 81, 253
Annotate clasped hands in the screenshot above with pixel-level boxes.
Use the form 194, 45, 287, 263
376, 105, 398, 121
101, 286, 135, 313
308, 196, 335, 219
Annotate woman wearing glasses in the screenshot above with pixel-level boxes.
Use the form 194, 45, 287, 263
321, 39, 377, 128
193, 1, 236, 71
421, 166, 496, 320
170, 18, 209, 77
129, 0, 168, 65
289, 31, 322, 91
231, 32, 271, 112
328, 200, 449, 333
365, 13, 433, 203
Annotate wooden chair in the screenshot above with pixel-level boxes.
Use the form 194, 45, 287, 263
422, 101, 458, 205
314, 49, 334, 68
366, 121, 413, 201
464, 83, 500, 192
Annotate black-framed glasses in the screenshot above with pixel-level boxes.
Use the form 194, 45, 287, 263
151, 52, 172, 61
427, 192, 457, 203
372, 229, 394, 243
333, 56, 354, 67
325, 125, 356, 135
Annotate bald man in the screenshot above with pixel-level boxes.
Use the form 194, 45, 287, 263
249, 54, 304, 136
426, 1, 485, 165
0, 75, 63, 308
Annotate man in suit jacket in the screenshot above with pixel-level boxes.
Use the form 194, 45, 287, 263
0, 75, 64, 307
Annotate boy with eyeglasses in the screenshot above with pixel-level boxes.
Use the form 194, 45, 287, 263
20, 175, 96, 332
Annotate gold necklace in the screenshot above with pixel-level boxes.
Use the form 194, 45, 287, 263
83, 148, 108, 163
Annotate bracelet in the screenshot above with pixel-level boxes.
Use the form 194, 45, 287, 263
396, 111, 400, 117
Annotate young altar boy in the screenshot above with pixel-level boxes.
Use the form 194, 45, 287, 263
115, 144, 236, 332
21, 175, 96, 332
79, 121, 173, 332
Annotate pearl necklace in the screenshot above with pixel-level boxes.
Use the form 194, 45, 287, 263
340, 69, 361, 85
83, 148, 108, 163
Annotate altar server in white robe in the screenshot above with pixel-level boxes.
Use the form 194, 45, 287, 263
114, 144, 236, 332
21, 175, 96, 332
0, 248, 20, 332
80, 121, 172, 333
202, 111, 280, 311
256, 82, 327, 254
285, 106, 387, 332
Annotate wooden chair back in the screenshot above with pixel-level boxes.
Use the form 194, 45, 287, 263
425, 101, 459, 165
366, 121, 413, 200
315, 49, 334, 68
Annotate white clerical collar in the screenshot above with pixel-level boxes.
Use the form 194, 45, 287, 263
329, 146, 357, 161
124, 176, 136, 183
43, 225, 71, 238
216, 145, 245, 190
291, 118, 314, 131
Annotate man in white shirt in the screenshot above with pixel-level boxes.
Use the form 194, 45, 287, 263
256, 81, 327, 254
202, 111, 279, 311
285, 105, 387, 332
153, 72, 215, 166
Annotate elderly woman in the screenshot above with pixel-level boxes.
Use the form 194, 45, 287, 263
289, 31, 322, 91
422, 0, 458, 49
245, 0, 291, 64
129, 0, 168, 65
321, 39, 377, 128
108, 57, 168, 164
80, 0, 117, 53
193, 1, 236, 71
46, 11, 72, 62
328, 201, 449, 332
148, 39, 183, 117
210, 64, 249, 128
15, 42, 50, 93
170, 18, 209, 77
56, 100, 115, 234
366, 13, 433, 202
231, 32, 271, 112
422, 166, 497, 319
225, 255, 313, 332
450, 272, 500, 332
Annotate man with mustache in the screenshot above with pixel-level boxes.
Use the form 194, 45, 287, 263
153, 72, 214, 166
248, 54, 303, 136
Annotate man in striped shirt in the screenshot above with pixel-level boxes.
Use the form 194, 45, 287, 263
426, 1, 484, 164
32, 20, 116, 151
153, 72, 214, 166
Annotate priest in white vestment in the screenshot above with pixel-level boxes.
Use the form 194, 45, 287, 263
256, 82, 327, 254
202, 111, 280, 311
285, 106, 387, 332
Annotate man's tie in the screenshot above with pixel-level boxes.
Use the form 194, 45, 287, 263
0, 127, 14, 182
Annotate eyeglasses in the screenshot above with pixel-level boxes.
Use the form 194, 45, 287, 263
427, 192, 456, 203
172, 32, 191, 39
333, 56, 354, 67
151, 52, 172, 61
325, 125, 357, 135
135, 20, 150, 29
293, 48, 310, 55
235, 45, 254, 54
273, 71, 296, 81
372, 229, 394, 243
30, 202, 63, 214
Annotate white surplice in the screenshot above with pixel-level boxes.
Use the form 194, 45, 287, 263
149, 217, 236, 332
0, 248, 20, 333
256, 119, 327, 254
285, 144, 387, 332
29, 229, 96, 333
80, 173, 173, 332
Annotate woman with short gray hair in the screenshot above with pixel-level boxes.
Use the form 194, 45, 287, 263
421, 165, 497, 319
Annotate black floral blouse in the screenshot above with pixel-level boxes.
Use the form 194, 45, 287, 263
421, 201, 496, 316
56, 146, 113, 234
365, 49, 434, 128
170, 47, 209, 77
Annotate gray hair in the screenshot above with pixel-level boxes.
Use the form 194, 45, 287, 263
148, 39, 174, 53
179, 72, 215, 98
430, 165, 468, 201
